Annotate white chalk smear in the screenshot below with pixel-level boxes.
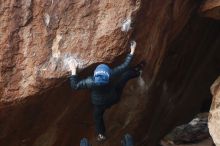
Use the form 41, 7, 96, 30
138, 76, 145, 87
52, 34, 62, 58
23, 0, 32, 8
44, 13, 50, 26
121, 18, 132, 32
41, 52, 86, 73
138, 71, 146, 92
63, 53, 79, 71
189, 118, 200, 126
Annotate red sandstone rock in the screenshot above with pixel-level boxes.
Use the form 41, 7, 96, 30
0, 0, 140, 102
0, 0, 220, 146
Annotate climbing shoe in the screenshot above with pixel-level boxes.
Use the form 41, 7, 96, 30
80, 138, 91, 146
96, 134, 106, 142
133, 60, 146, 72
121, 134, 134, 146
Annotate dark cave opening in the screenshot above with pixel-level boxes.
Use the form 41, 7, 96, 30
135, 16, 220, 146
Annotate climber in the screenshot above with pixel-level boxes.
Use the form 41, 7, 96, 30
69, 40, 145, 142
80, 133, 134, 146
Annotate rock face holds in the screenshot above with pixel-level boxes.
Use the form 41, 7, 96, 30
200, 0, 220, 20
0, 0, 220, 146
0, 0, 140, 102
209, 77, 220, 146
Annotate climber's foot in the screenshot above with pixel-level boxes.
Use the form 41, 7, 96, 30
121, 134, 134, 146
80, 138, 91, 146
96, 134, 106, 142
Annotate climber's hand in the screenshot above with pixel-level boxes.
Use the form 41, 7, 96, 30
70, 63, 78, 75
130, 40, 136, 55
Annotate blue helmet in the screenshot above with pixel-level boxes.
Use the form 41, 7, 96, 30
94, 64, 111, 85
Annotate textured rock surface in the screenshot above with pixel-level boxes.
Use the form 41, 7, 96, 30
0, 0, 220, 146
209, 76, 220, 146
162, 113, 210, 144
200, 0, 220, 20
0, 0, 140, 103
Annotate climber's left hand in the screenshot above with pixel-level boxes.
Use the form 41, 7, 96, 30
130, 40, 136, 55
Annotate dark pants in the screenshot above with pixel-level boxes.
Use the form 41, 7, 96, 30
94, 69, 139, 135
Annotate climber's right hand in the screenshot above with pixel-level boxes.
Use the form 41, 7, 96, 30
130, 40, 136, 55
70, 62, 78, 75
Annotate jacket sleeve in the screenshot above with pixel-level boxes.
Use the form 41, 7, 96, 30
111, 54, 133, 77
69, 75, 95, 90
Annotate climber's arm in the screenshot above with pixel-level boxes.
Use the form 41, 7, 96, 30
111, 41, 136, 77
69, 61, 95, 90
69, 75, 95, 90
111, 54, 133, 77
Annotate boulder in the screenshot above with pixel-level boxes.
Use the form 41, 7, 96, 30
0, 0, 220, 146
209, 77, 220, 146
0, 0, 140, 102
161, 113, 210, 145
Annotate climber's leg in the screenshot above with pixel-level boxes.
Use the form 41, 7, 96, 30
94, 105, 107, 141
115, 69, 140, 98
115, 69, 139, 96
112, 61, 145, 104
115, 61, 146, 97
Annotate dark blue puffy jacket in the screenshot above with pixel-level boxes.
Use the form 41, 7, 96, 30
69, 54, 133, 105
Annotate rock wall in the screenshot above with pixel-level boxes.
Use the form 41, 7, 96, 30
0, 0, 140, 102
209, 77, 220, 146
0, 0, 220, 146
135, 17, 220, 146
